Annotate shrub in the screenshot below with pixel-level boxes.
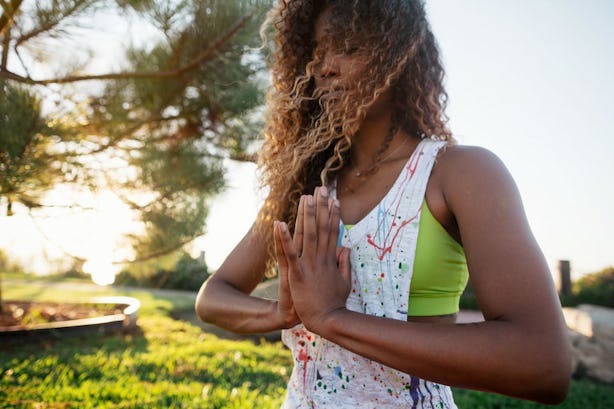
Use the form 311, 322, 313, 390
0, 248, 24, 273
59, 260, 90, 280
461, 267, 614, 310
571, 266, 614, 308
114, 252, 208, 291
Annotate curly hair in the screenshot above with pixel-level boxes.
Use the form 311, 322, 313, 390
255, 0, 453, 270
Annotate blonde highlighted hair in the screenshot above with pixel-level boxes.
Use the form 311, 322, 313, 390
256, 0, 453, 271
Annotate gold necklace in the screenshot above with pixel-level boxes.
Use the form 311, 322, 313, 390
351, 135, 410, 177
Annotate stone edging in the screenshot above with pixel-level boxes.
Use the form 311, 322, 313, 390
564, 304, 614, 385
0, 296, 141, 346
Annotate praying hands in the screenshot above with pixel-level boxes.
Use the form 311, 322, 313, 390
274, 186, 351, 335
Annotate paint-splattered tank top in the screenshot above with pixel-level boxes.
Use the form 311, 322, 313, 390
280, 138, 458, 408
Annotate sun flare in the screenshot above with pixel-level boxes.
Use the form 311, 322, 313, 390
83, 258, 118, 286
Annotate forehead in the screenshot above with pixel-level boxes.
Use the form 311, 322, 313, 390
314, 7, 334, 43
313, 5, 367, 48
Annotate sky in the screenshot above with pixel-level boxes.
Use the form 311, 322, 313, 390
199, 0, 614, 279
1, 0, 613, 283
425, 0, 614, 278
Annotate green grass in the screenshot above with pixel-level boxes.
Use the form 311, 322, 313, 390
2, 281, 614, 408
1, 270, 90, 283
1, 282, 290, 408
451, 380, 614, 408
1, 316, 289, 408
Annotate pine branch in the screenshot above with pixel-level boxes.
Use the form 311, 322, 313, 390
0, 0, 22, 35
27, 208, 87, 263
32, 203, 95, 211
1, 22, 9, 70
113, 236, 198, 265
13, 0, 91, 48
13, 44, 31, 77
25, 197, 193, 266
228, 151, 257, 163
0, 11, 254, 85
60, 58, 211, 158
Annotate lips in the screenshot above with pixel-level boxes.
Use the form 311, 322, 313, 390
315, 86, 345, 101
322, 90, 343, 99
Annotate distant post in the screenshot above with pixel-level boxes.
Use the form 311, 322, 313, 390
558, 260, 572, 297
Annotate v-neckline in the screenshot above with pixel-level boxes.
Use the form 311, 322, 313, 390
331, 139, 427, 243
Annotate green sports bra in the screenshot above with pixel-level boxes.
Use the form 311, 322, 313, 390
409, 200, 468, 316
346, 200, 468, 317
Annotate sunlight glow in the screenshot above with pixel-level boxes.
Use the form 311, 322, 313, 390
1, 2, 613, 280
83, 258, 117, 286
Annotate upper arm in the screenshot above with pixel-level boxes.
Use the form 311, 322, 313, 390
205, 221, 272, 295
440, 146, 562, 324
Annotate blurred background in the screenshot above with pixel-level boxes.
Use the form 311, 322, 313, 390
1, 1, 613, 408
2, 0, 612, 287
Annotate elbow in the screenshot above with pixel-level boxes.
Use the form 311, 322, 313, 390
530, 367, 571, 405
526, 342, 572, 405
194, 279, 216, 324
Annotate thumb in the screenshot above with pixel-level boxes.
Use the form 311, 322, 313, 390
338, 247, 351, 284
274, 221, 289, 272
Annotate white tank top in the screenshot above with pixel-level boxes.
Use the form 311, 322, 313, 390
281, 138, 458, 408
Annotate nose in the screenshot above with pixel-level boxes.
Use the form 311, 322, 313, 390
318, 49, 338, 81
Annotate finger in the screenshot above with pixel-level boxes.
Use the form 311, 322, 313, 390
315, 186, 330, 256
293, 196, 305, 255
338, 247, 351, 285
313, 186, 319, 206
312, 186, 320, 228
274, 221, 288, 272
327, 198, 341, 259
301, 194, 317, 260
279, 221, 302, 279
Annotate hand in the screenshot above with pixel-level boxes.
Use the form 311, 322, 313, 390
277, 186, 351, 335
274, 220, 301, 329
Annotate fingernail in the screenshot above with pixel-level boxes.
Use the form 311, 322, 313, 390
280, 222, 288, 232
334, 199, 340, 208
307, 195, 314, 206
320, 186, 328, 197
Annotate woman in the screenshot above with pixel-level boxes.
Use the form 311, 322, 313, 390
195, 0, 571, 407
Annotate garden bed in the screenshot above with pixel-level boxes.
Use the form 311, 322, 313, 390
0, 296, 140, 345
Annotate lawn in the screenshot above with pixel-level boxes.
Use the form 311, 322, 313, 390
1, 280, 613, 408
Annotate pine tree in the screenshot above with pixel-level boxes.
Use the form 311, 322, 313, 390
0, 0, 270, 290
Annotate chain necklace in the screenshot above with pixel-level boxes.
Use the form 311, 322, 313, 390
350, 132, 410, 178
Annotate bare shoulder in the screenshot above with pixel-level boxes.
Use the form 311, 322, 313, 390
426, 144, 520, 239
436, 144, 510, 180
434, 144, 520, 209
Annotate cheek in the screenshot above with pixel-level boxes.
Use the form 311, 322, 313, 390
338, 53, 367, 74
344, 61, 367, 81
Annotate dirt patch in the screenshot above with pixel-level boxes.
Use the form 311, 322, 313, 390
0, 301, 123, 330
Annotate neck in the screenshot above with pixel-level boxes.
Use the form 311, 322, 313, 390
347, 89, 419, 172
351, 114, 394, 169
